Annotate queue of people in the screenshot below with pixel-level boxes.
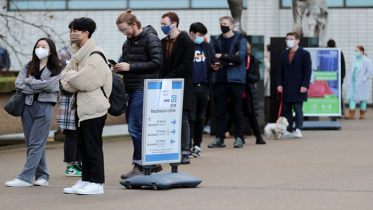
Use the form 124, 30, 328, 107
4, 10, 372, 196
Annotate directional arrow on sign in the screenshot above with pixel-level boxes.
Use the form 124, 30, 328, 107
171, 129, 176, 135
171, 119, 176, 125
170, 139, 175, 144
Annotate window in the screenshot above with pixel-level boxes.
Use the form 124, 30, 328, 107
280, 0, 373, 8
8, 0, 247, 11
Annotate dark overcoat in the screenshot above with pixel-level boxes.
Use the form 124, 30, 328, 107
244, 55, 260, 116
277, 47, 312, 102
160, 31, 195, 110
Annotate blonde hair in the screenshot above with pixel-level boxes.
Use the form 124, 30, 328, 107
246, 42, 251, 54
116, 9, 141, 29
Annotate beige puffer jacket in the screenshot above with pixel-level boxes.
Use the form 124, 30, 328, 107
61, 39, 112, 125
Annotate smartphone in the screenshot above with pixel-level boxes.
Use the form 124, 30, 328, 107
108, 59, 117, 65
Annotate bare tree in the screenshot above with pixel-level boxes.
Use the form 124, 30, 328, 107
227, 0, 246, 35
0, 1, 68, 68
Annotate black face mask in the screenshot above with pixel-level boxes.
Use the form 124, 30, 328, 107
220, 25, 230, 34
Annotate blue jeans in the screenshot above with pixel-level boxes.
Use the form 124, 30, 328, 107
126, 91, 144, 165
282, 102, 303, 132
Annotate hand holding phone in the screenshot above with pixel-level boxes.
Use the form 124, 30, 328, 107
108, 59, 117, 65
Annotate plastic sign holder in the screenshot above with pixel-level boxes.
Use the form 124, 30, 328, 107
120, 79, 202, 190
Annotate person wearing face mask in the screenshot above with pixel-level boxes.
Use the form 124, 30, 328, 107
61, 17, 112, 195
113, 9, 163, 179
160, 12, 195, 164
344, 46, 372, 119
5, 38, 62, 187
207, 16, 247, 149
277, 32, 311, 138
188, 22, 214, 158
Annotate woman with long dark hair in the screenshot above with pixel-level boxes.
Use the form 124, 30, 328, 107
5, 38, 62, 187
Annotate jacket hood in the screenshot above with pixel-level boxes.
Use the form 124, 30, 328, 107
136, 25, 158, 40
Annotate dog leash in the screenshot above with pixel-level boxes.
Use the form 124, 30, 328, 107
277, 91, 283, 119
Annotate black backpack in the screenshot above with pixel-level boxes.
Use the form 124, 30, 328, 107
90, 51, 127, 116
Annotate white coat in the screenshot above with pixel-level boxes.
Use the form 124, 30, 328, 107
61, 39, 112, 125
345, 55, 372, 101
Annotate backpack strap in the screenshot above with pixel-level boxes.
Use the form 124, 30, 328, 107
90, 51, 107, 63
210, 36, 221, 53
90, 51, 109, 99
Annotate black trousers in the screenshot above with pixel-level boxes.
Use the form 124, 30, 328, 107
75, 113, 107, 184
189, 85, 210, 147
213, 83, 245, 140
63, 129, 81, 163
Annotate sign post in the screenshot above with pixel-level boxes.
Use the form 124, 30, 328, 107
120, 79, 202, 190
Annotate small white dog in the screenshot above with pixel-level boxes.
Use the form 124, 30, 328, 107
264, 116, 289, 139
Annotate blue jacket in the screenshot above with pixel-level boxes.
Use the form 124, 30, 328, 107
277, 47, 312, 102
209, 31, 247, 84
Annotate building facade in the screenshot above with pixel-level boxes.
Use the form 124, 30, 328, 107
1, 0, 372, 103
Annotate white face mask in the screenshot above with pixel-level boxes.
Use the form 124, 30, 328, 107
286, 40, 295, 48
35, 48, 50, 60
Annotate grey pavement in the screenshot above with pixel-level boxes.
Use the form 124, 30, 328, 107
1, 112, 373, 210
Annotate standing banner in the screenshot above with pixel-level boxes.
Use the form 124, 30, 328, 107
142, 79, 184, 165
303, 48, 341, 116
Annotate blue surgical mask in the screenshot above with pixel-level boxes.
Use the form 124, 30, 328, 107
355, 52, 361, 58
161, 24, 173, 35
194, 36, 204, 44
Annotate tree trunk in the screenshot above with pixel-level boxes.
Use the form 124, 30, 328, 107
227, 0, 246, 35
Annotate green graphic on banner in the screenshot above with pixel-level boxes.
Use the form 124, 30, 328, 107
304, 48, 341, 116
314, 72, 337, 81
303, 96, 339, 114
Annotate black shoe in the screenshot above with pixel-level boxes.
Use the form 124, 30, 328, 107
180, 155, 190, 164
208, 137, 226, 148
234, 137, 243, 148
256, 136, 266, 144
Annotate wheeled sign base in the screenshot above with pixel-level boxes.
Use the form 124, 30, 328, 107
119, 164, 202, 190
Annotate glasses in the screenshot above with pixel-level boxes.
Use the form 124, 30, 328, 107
118, 24, 132, 33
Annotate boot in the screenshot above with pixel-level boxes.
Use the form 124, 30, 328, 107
360, 110, 366, 119
120, 164, 163, 179
120, 164, 143, 179
344, 109, 355, 119
256, 136, 266, 144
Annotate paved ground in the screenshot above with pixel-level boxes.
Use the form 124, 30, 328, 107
1, 111, 373, 210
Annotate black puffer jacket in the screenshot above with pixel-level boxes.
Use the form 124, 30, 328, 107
244, 55, 261, 116
120, 25, 163, 93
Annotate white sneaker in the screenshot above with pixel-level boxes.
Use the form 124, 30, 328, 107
190, 146, 201, 157
75, 183, 104, 195
5, 179, 32, 187
294, 129, 302, 138
63, 180, 89, 194
283, 131, 294, 138
203, 125, 211, 134
34, 178, 48, 186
